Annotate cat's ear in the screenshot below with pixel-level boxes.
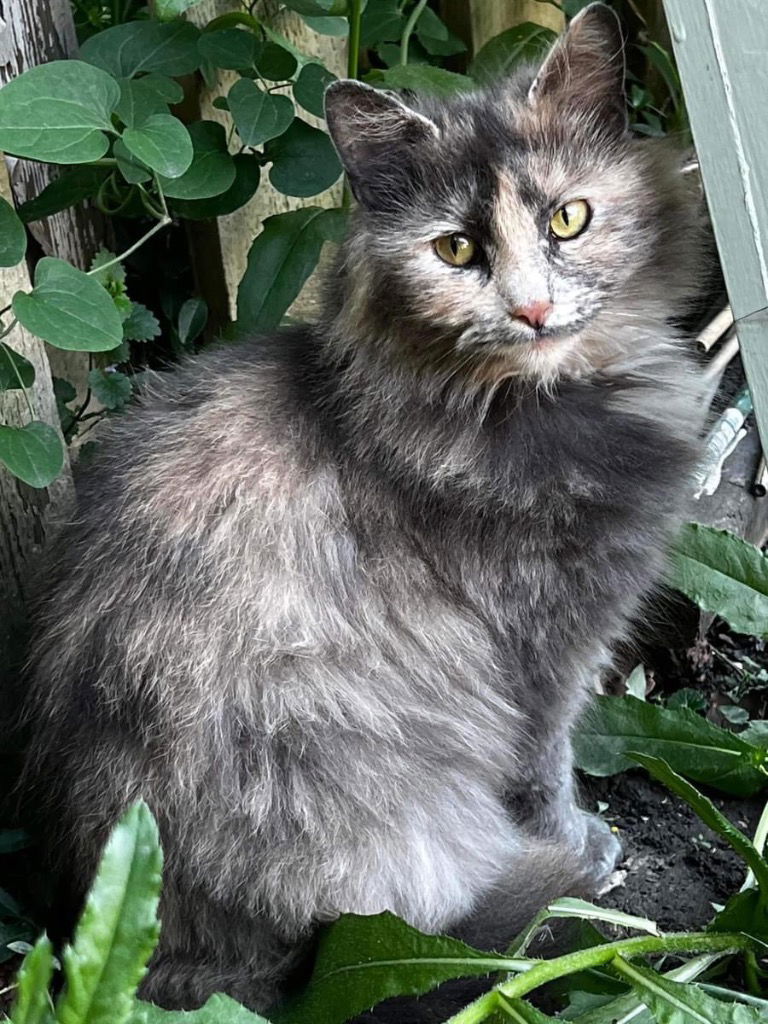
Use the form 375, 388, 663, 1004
528, 3, 627, 133
324, 80, 439, 208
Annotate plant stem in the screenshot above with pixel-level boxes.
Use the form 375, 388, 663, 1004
742, 794, 768, 891
400, 0, 428, 65
347, 0, 362, 79
445, 991, 500, 1024
0, 325, 35, 421
89, 179, 170, 279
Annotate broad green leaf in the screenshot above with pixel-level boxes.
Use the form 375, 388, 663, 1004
122, 114, 193, 178
0, 343, 35, 390
123, 303, 160, 343
169, 154, 261, 220
300, 16, 348, 36
255, 41, 298, 82
198, 28, 260, 70
0, 422, 64, 489
13, 258, 124, 352
116, 76, 183, 128
88, 368, 132, 410
293, 62, 337, 118
236, 207, 343, 331
56, 802, 163, 1024
8, 932, 54, 1024
574, 695, 768, 796
272, 911, 524, 1024
0, 197, 26, 267
157, 121, 235, 199
364, 65, 474, 97
360, 0, 403, 47
630, 753, 768, 895
743, 721, 768, 748
0, 61, 119, 163
416, 7, 466, 57
469, 23, 557, 85
155, 0, 203, 19
666, 688, 708, 713
668, 522, 768, 638
229, 80, 294, 147
711, 888, 768, 941
17, 166, 110, 224
265, 119, 342, 198
131, 993, 270, 1023
177, 298, 207, 346
615, 956, 762, 1023
81, 21, 202, 79
281, 0, 346, 14
114, 139, 152, 184
640, 41, 683, 110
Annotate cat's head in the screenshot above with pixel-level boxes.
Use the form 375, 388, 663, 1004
324, 3, 705, 387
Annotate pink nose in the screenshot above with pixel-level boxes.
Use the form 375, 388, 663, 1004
511, 300, 553, 330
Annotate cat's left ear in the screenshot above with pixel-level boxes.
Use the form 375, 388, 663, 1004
528, 3, 627, 134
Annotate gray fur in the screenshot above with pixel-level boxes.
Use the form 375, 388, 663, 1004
21, 5, 706, 1015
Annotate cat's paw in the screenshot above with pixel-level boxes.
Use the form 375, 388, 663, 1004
581, 812, 623, 883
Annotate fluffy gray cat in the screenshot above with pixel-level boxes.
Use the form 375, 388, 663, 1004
21, 3, 705, 1016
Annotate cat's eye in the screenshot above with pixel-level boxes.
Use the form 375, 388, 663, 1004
550, 199, 591, 240
434, 233, 478, 267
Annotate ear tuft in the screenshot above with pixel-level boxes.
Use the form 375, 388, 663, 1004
528, 3, 627, 133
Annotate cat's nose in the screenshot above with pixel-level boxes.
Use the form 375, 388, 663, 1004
511, 301, 553, 330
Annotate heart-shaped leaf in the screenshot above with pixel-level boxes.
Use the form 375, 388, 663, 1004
13, 257, 124, 352
198, 28, 260, 70
81, 20, 202, 79
229, 80, 294, 146
113, 138, 152, 184
0, 197, 27, 267
0, 60, 119, 163
0, 343, 35, 390
157, 121, 235, 199
116, 75, 183, 128
0, 421, 64, 488
122, 114, 193, 178
169, 154, 261, 220
293, 62, 337, 118
469, 23, 557, 85
17, 166, 110, 224
255, 41, 298, 81
265, 119, 341, 197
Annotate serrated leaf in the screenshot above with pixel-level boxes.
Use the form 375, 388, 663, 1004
123, 303, 160, 342
469, 22, 557, 85
81, 21, 201, 79
293, 62, 337, 118
0, 196, 27, 267
668, 522, 768, 638
169, 154, 261, 220
13, 257, 124, 353
198, 28, 260, 70
574, 695, 768, 796
364, 64, 474, 97
0, 422, 64, 488
8, 932, 54, 1024
88, 368, 132, 410
229, 80, 294, 147
122, 114, 193, 178
0, 343, 35, 390
89, 247, 126, 287
177, 298, 207, 346
0, 60, 119, 163
17, 166, 110, 224
236, 207, 343, 332
55, 802, 163, 1024
265, 119, 341, 198
255, 41, 298, 82
158, 121, 235, 199
272, 911, 523, 1024
131, 993, 270, 1023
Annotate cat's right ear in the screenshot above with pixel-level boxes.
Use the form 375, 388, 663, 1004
324, 80, 439, 209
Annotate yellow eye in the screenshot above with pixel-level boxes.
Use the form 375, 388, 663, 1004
550, 199, 591, 240
434, 233, 477, 267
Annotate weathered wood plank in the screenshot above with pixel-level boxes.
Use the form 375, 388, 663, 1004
663, 0, 768, 450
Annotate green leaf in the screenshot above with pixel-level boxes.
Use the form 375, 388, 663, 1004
495, 1000, 557, 1023
469, 23, 557, 86
81, 21, 202, 79
114, 139, 152, 184
13, 257, 124, 353
8, 932, 54, 1024
364, 65, 474, 97
122, 114, 193, 178
416, 7, 466, 57
272, 911, 520, 1024
668, 522, 768, 638
742, 721, 768, 748
157, 121, 235, 199
198, 28, 260, 70
615, 956, 763, 1023
155, 0, 203, 20
0, 197, 27, 267
17, 166, 110, 224
666, 688, 708, 713
574, 695, 768, 796
255, 41, 298, 82
131, 993, 270, 1023
123, 303, 160, 343
293, 62, 337, 118
0, 60, 119, 163
116, 76, 183, 128
229, 80, 294, 147
88, 368, 132, 410
177, 298, 207, 346
169, 153, 261, 220
360, 0, 403, 47
265, 119, 342, 198
629, 753, 768, 895
0, 422, 64, 489
0, 343, 35, 390
89, 247, 126, 288
300, 16, 348, 36
282, 0, 346, 14
56, 802, 163, 1024
711, 888, 768, 940
236, 207, 343, 332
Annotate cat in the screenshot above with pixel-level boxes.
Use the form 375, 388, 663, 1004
20, 2, 706, 1016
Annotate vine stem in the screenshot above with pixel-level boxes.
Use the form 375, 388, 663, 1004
88, 179, 170, 279
400, 0, 428, 65
347, 0, 362, 79
0, 323, 35, 420
445, 933, 757, 1023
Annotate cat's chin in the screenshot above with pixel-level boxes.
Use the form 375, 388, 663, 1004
466, 334, 584, 386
